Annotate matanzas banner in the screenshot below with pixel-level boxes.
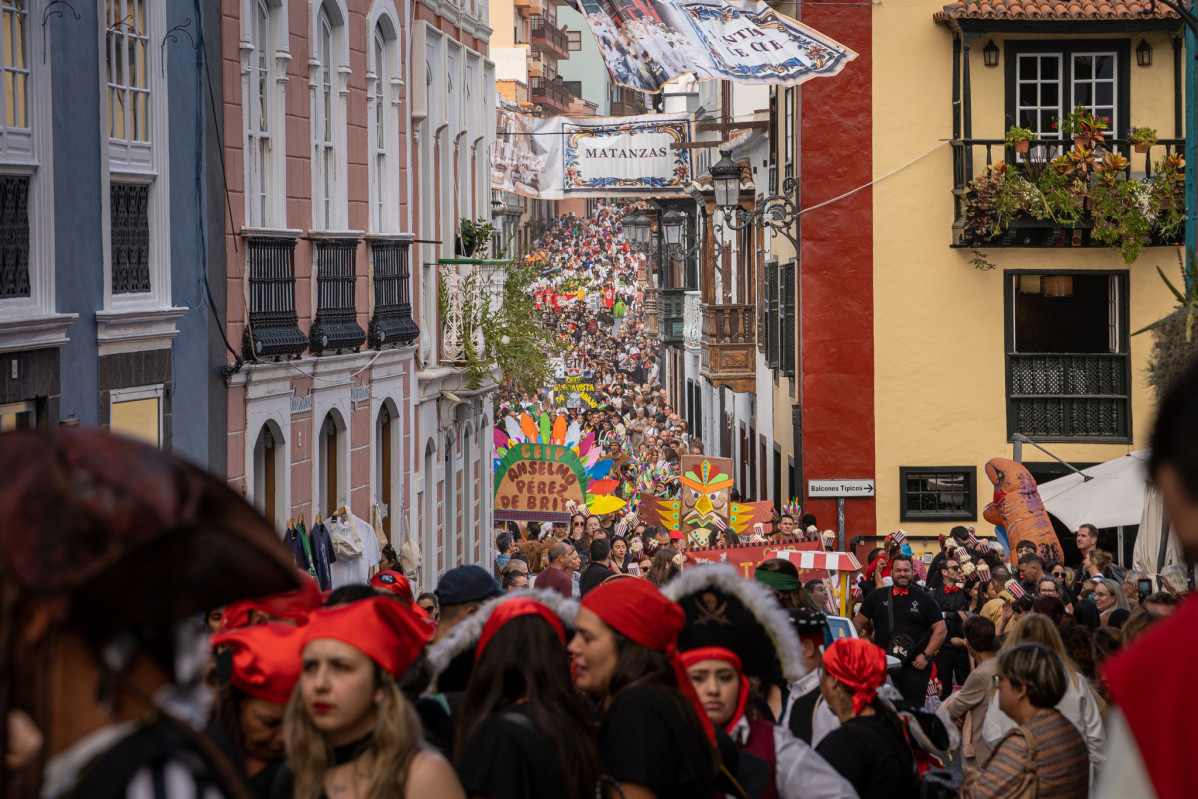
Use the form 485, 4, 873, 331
491, 110, 694, 200
578, 0, 856, 93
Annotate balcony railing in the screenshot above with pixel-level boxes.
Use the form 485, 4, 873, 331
438, 260, 507, 366
369, 239, 419, 348
657, 287, 685, 344
244, 236, 308, 360
530, 77, 572, 113
951, 137, 1186, 250
530, 15, 568, 58
1007, 353, 1130, 442
609, 87, 645, 117
701, 303, 756, 392
310, 239, 366, 355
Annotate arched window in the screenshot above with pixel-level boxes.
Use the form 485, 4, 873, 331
318, 410, 345, 516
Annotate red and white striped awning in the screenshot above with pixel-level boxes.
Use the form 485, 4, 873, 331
777, 549, 861, 572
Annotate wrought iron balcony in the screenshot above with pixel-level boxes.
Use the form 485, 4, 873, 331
530, 77, 572, 113
656, 287, 686, 345
1007, 352, 1130, 443
310, 239, 367, 355
243, 236, 308, 360
369, 239, 419, 348
951, 137, 1187, 251
701, 303, 756, 393
530, 15, 569, 59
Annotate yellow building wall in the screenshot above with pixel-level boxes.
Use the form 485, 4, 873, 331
490, 0, 517, 48
871, 4, 1182, 542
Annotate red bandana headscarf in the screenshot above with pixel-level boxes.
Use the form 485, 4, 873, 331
211, 622, 305, 704
476, 597, 566, 656
581, 579, 716, 744
218, 571, 324, 631
302, 597, 435, 677
822, 638, 888, 716
679, 646, 750, 734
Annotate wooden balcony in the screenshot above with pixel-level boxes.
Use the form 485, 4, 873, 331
530, 15, 568, 60
701, 303, 756, 393
529, 77, 572, 114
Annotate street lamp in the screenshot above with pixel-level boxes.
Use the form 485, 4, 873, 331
621, 211, 652, 251
711, 149, 801, 249
660, 208, 701, 262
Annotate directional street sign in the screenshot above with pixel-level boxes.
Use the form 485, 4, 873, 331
807, 479, 875, 498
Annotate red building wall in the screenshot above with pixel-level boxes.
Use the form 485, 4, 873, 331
799, 4, 876, 535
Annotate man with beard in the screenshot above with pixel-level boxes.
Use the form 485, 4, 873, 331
853, 555, 946, 705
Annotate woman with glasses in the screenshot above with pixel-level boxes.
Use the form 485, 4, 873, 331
1091, 578, 1131, 629
981, 614, 1105, 783
961, 643, 1089, 799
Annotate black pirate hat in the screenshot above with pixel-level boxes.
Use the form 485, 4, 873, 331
663, 563, 805, 683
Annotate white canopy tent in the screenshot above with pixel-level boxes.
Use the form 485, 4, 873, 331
1037, 449, 1151, 531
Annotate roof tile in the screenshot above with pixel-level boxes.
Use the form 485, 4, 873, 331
934, 0, 1178, 21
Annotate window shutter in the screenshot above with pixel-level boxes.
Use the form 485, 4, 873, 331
765, 260, 778, 370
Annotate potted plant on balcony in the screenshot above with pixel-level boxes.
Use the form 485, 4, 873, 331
964, 161, 1040, 239
1054, 105, 1109, 148
457, 217, 497, 259
1005, 125, 1035, 154
1127, 126, 1159, 153
1151, 152, 1186, 236
1089, 152, 1158, 264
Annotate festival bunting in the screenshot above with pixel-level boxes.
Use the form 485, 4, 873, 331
492, 110, 694, 200
577, 0, 857, 94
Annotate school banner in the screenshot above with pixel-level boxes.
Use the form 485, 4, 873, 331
491, 110, 694, 200
493, 442, 590, 522
578, 0, 857, 93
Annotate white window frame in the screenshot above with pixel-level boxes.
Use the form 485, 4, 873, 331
310, 0, 349, 232
0, 0, 71, 346
367, 5, 402, 234
242, 0, 289, 230
100, 0, 173, 314
1013, 46, 1120, 161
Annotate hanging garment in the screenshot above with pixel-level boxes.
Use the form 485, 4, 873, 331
308, 520, 337, 591
285, 524, 310, 573
295, 520, 318, 581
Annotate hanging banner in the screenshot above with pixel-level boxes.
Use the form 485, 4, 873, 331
683, 538, 829, 579
491, 110, 694, 200
494, 443, 590, 522
577, 0, 857, 93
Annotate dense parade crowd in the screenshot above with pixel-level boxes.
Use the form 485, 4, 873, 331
3, 206, 1198, 799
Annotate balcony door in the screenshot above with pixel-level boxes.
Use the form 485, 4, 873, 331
1005, 271, 1130, 442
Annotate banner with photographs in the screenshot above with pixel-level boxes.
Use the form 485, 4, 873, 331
578, 0, 856, 93
491, 109, 694, 200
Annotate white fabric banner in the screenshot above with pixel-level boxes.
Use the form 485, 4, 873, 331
579, 0, 856, 93
491, 110, 694, 200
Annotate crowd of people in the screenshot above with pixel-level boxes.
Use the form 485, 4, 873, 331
4, 201, 1198, 799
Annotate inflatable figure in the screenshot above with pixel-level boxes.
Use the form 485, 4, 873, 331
639, 456, 773, 547
982, 458, 1064, 564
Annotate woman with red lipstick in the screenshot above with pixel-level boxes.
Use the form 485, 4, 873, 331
284, 597, 463, 799
568, 578, 718, 799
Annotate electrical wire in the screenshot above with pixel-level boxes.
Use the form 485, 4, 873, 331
795, 139, 951, 217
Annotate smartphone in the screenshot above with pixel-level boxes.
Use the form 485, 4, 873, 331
1137, 577, 1153, 604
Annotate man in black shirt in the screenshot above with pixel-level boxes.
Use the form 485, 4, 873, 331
925, 525, 969, 592
579, 539, 616, 596
852, 554, 946, 705
931, 555, 970, 699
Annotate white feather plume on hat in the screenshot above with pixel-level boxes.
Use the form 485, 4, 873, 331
425, 590, 579, 692
663, 563, 806, 683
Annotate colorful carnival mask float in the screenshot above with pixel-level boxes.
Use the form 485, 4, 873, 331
493, 411, 624, 521
639, 456, 775, 547
982, 457, 1065, 562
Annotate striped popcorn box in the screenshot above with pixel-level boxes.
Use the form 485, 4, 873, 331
709, 516, 729, 531
889, 529, 907, 544
1005, 579, 1027, 599
615, 522, 627, 536
968, 533, 981, 548
954, 547, 971, 563
977, 563, 991, 581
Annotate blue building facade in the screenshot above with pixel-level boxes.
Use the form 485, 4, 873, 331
1, 0, 225, 471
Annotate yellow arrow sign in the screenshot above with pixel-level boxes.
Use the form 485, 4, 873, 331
579, 391, 597, 408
